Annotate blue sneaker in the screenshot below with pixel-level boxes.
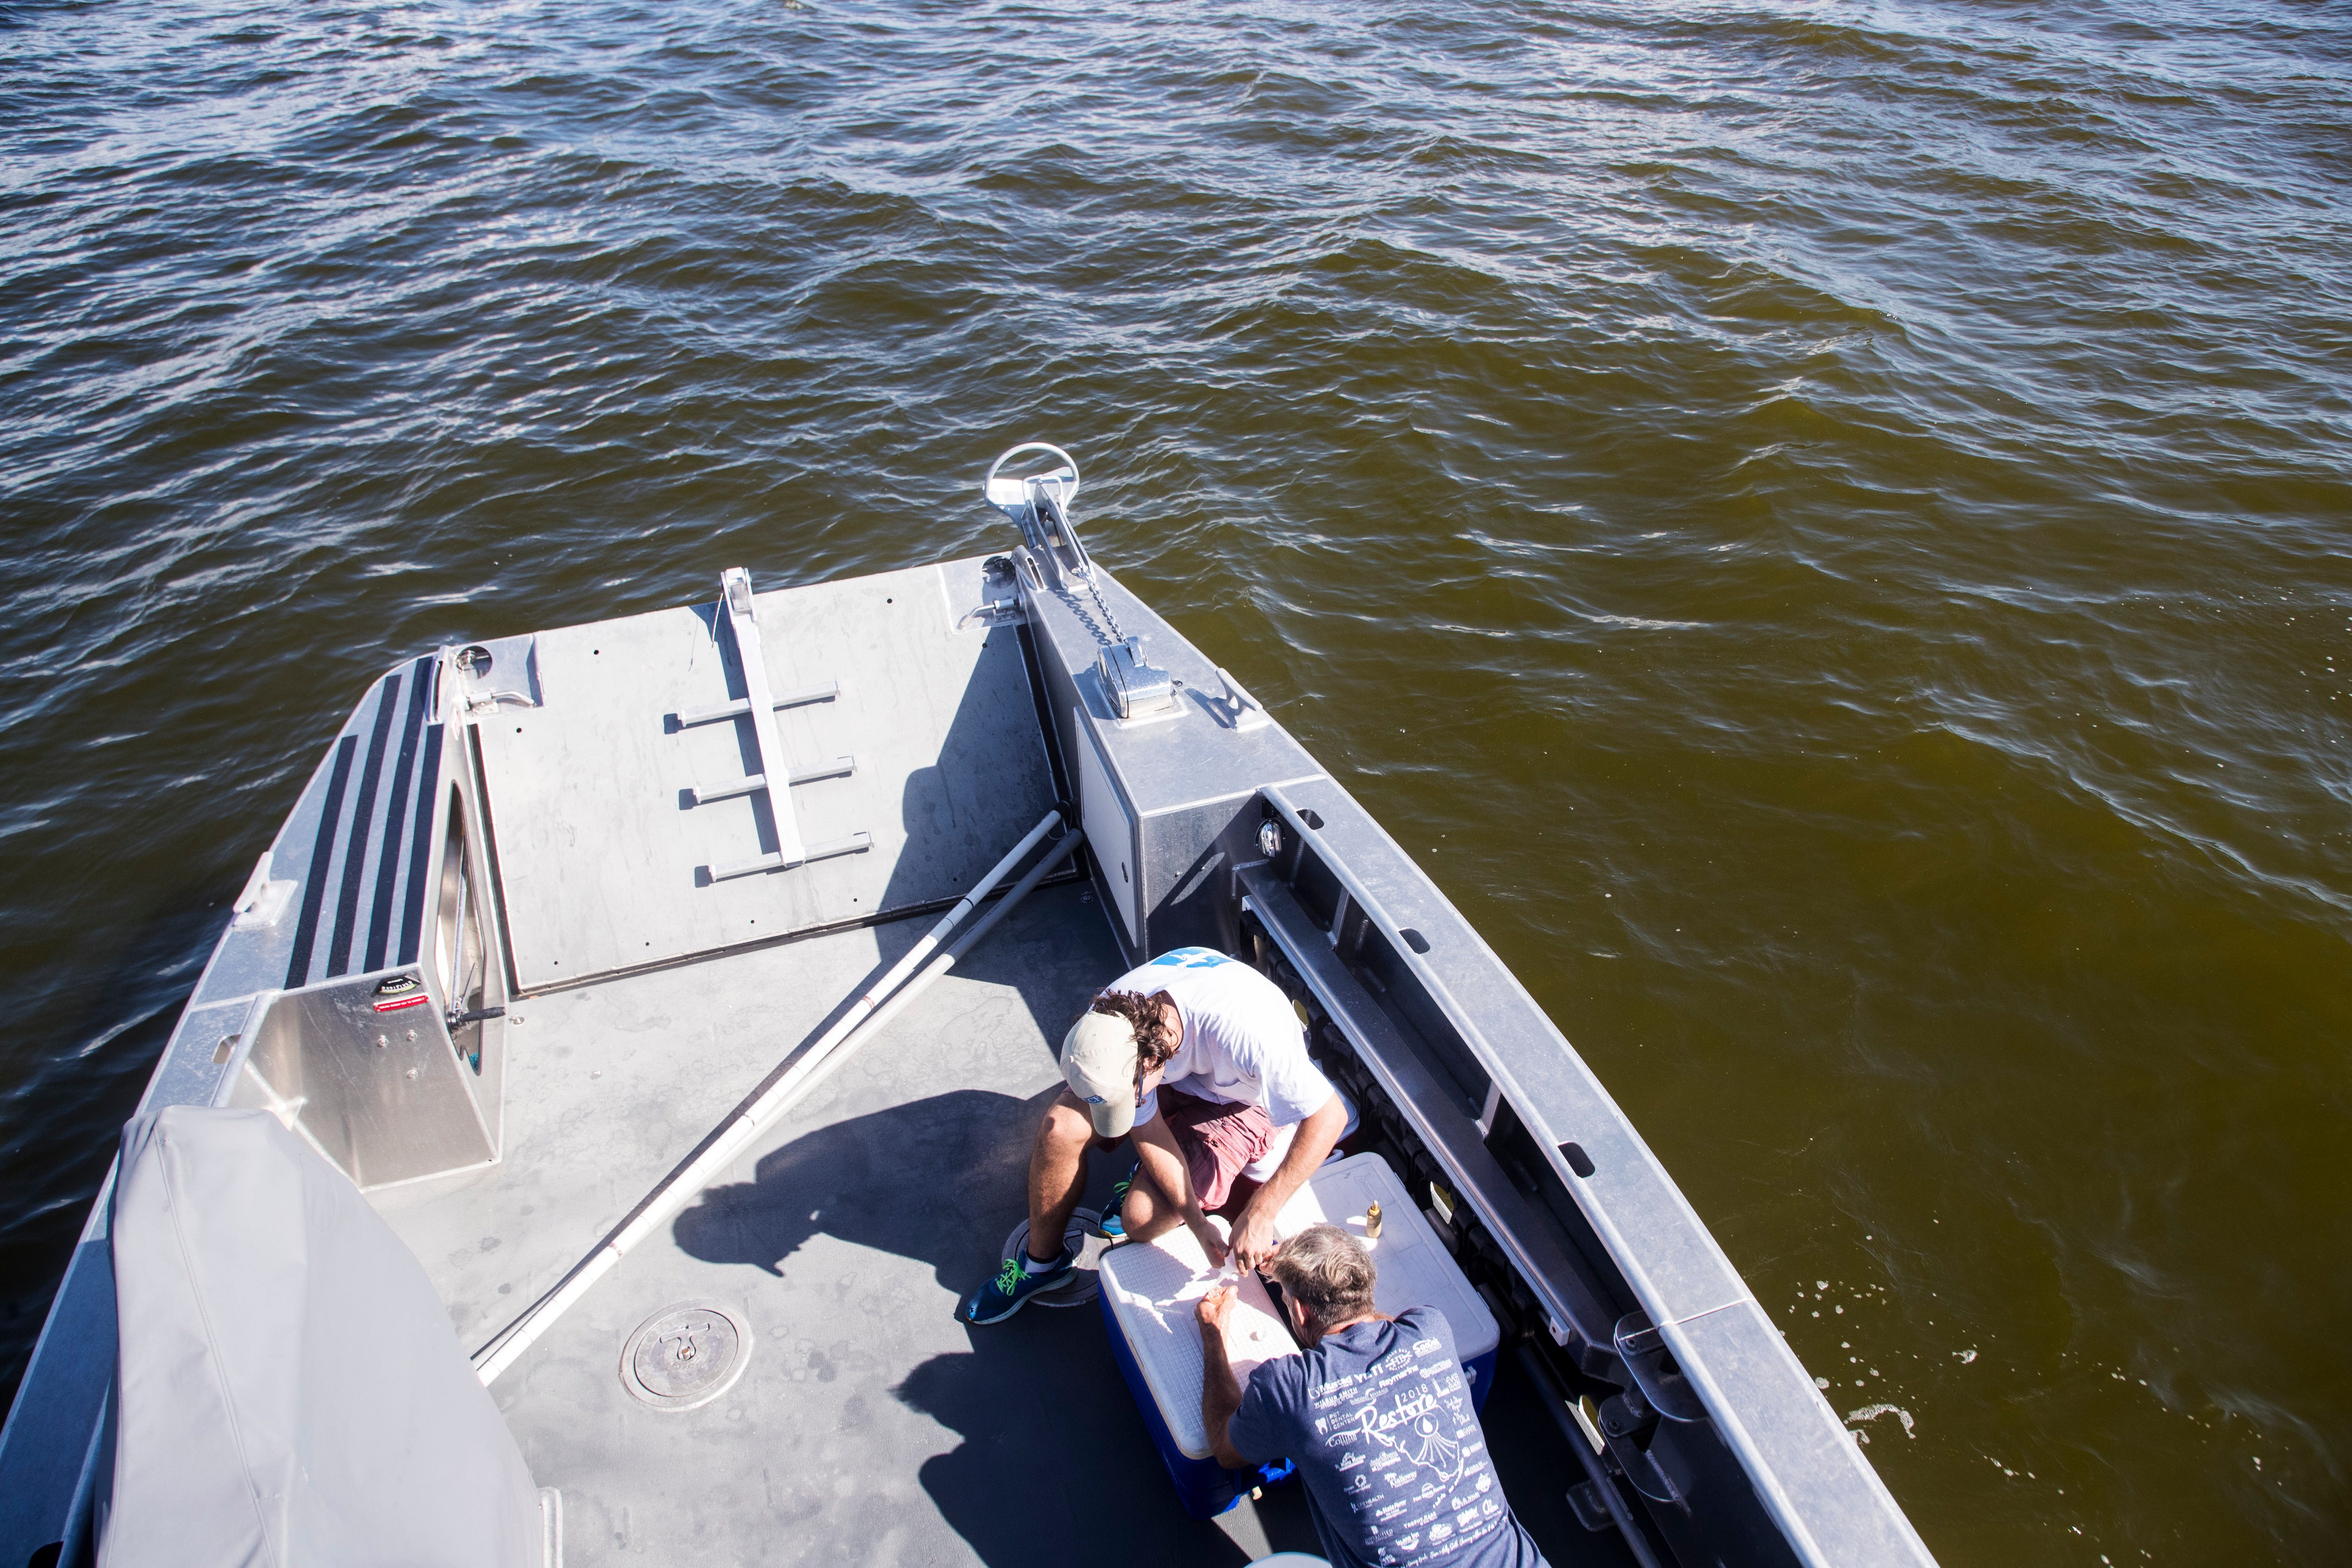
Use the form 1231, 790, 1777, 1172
1096, 1163, 1140, 1240
965, 1246, 1076, 1325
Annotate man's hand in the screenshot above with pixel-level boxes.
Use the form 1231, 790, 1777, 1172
1227, 1091, 1348, 1271
1188, 1214, 1229, 1268
1228, 1201, 1281, 1273
1195, 1282, 1237, 1334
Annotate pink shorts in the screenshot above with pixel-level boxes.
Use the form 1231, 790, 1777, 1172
1158, 1087, 1275, 1212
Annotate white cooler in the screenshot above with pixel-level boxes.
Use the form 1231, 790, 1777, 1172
1097, 1152, 1502, 1518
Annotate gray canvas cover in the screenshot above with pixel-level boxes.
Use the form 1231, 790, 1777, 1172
102, 1106, 541, 1568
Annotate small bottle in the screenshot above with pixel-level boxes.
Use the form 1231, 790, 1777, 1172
1365, 1200, 1384, 1239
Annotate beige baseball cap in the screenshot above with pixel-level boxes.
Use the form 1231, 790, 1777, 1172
1062, 1009, 1141, 1137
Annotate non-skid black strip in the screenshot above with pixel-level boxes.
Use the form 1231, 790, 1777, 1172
365, 656, 436, 972
397, 722, 446, 967
326, 673, 403, 978
285, 735, 359, 991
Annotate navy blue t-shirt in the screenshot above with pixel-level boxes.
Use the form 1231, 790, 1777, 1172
1226, 1305, 1547, 1568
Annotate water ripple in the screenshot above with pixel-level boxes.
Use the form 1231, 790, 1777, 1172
3, 0, 2350, 1559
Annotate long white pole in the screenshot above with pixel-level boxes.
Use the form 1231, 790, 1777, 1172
473, 810, 1070, 1384
756, 828, 1085, 1111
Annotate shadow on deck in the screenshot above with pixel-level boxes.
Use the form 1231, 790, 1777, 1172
675, 1085, 1622, 1568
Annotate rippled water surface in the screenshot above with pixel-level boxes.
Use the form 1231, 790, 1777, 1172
5, 0, 2350, 1559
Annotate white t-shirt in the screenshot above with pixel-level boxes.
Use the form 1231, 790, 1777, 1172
1108, 946, 1336, 1133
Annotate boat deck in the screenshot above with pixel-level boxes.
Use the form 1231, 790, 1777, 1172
371, 880, 1620, 1566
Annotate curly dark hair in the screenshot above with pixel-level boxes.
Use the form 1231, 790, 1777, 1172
1087, 989, 1180, 1086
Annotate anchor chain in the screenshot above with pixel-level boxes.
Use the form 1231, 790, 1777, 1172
1084, 569, 1125, 646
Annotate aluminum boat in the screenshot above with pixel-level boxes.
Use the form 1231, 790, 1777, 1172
0, 446, 1939, 1568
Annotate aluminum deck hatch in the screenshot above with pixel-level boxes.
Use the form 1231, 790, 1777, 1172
475, 558, 1052, 989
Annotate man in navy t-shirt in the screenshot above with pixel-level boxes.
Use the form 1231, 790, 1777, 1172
1198, 1225, 1548, 1568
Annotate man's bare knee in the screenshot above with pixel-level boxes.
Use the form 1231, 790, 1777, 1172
1119, 1171, 1158, 1228
1036, 1091, 1094, 1151
1120, 1164, 1185, 1241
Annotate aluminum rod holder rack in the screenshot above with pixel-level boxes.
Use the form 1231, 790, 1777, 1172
673, 681, 839, 729
686, 569, 868, 882
710, 833, 871, 883
691, 755, 855, 805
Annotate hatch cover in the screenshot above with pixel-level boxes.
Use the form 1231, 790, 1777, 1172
620, 1301, 753, 1411
474, 557, 1054, 989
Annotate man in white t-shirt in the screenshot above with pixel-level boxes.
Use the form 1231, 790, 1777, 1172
965, 946, 1349, 1324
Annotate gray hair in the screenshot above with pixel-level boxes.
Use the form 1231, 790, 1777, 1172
1269, 1224, 1377, 1330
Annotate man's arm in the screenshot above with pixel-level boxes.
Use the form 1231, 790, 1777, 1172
1228, 1090, 1347, 1271
1195, 1285, 1254, 1470
1134, 1109, 1229, 1266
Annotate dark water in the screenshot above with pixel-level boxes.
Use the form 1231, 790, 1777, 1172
5, 0, 2349, 1558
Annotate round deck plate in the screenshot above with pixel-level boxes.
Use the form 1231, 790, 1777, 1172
620, 1301, 753, 1411
1002, 1208, 1105, 1308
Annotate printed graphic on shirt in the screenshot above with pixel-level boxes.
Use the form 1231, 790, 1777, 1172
1145, 946, 1231, 968
1303, 1329, 1507, 1566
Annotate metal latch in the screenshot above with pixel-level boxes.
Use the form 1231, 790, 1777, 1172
1096, 636, 1173, 718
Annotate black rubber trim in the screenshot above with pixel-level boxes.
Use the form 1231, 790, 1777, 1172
365, 655, 436, 972
285, 734, 359, 989
395, 722, 446, 967
326, 672, 404, 977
